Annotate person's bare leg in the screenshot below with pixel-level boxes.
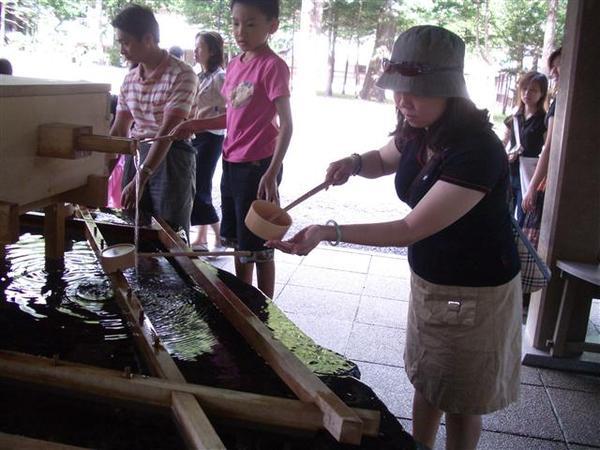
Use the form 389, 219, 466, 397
412, 390, 443, 449
445, 413, 481, 450
256, 260, 275, 298
235, 257, 253, 285
192, 225, 208, 246
210, 221, 222, 248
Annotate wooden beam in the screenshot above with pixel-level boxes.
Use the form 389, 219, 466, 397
38, 123, 93, 159
155, 218, 370, 445
526, 0, 600, 350
78, 134, 137, 155
38, 123, 136, 158
75, 206, 225, 450
0, 201, 19, 244
43, 203, 70, 259
0, 350, 381, 437
0, 432, 90, 450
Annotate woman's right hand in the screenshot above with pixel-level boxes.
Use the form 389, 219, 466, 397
325, 156, 355, 186
265, 225, 324, 256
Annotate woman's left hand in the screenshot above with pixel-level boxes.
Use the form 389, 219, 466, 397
257, 171, 279, 203
522, 186, 536, 212
265, 225, 323, 255
120, 180, 142, 209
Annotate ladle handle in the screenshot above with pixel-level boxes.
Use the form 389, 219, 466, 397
282, 181, 330, 213
138, 251, 252, 258
138, 135, 174, 144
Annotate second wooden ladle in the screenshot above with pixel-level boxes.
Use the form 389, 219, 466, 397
245, 181, 329, 241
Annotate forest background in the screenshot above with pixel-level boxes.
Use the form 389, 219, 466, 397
1, 0, 566, 104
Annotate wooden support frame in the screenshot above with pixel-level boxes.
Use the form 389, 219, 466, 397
155, 218, 373, 445
38, 123, 136, 159
43, 203, 71, 259
0, 350, 381, 437
76, 206, 225, 450
0, 432, 90, 450
0, 201, 19, 244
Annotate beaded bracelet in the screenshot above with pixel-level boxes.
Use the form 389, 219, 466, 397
326, 219, 342, 246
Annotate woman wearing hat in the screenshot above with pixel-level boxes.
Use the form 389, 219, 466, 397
267, 25, 521, 450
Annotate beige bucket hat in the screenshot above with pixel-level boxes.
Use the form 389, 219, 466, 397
376, 25, 469, 98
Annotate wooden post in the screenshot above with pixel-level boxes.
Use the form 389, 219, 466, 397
0, 201, 19, 244
526, 0, 600, 351
155, 218, 370, 445
43, 203, 69, 259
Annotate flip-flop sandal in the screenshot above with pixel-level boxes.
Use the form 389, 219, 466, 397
191, 243, 209, 252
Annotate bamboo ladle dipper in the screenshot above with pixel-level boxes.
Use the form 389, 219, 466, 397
245, 181, 330, 241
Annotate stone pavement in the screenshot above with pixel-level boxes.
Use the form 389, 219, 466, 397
208, 244, 600, 450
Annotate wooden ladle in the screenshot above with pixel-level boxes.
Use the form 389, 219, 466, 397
245, 181, 329, 241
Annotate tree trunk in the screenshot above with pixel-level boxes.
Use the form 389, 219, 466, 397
541, 0, 558, 75
0, 1, 6, 45
342, 57, 349, 95
325, 18, 337, 96
359, 0, 396, 102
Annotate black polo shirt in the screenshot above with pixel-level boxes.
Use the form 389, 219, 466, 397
395, 128, 520, 287
505, 110, 547, 158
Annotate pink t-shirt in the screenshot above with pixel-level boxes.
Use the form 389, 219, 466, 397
221, 47, 290, 162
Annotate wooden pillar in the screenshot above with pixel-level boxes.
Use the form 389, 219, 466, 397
526, 0, 600, 350
43, 203, 70, 260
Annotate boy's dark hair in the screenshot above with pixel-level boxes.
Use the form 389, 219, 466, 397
548, 47, 562, 70
112, 4, 160, 43
230, 0, 279, 20
196, 31, 225, 72
0, 58, 13, 75
395, 98, 491, 152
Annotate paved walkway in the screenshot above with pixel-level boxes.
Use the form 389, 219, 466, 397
209, 244, 600, 450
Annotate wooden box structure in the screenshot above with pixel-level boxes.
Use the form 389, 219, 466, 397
0, 76, 110, 209
0, 75, 112, 244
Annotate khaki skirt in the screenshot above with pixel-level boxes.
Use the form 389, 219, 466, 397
404, 271, 522, 415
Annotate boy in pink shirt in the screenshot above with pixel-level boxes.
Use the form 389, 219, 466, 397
172, 0, 292, 298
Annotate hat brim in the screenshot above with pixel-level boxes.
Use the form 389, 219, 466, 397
376, 70, 469, 99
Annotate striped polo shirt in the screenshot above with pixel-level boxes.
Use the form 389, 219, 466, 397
117, 50, 198, 139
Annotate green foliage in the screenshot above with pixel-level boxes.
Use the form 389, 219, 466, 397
497, 0, 547, 69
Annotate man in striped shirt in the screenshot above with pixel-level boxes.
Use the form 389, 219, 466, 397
110, 4, 198, 237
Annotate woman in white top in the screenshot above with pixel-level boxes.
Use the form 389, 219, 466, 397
190, 31, 227, 251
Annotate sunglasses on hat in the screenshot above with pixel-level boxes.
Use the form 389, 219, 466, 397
381, 58, 462, 76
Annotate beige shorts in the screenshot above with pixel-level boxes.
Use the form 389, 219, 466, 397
404, 271, 522, 415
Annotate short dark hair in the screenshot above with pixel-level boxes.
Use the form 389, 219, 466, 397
395, 98, 491, 152
548, 47, 562, 70
0, 58, 13, 75
230, 0, 279, 20
112, 4, 159, 43
168, 45, 184, 59
196, 31, 225, 72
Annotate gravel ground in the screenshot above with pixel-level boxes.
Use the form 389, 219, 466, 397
209, 95, 411, 256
